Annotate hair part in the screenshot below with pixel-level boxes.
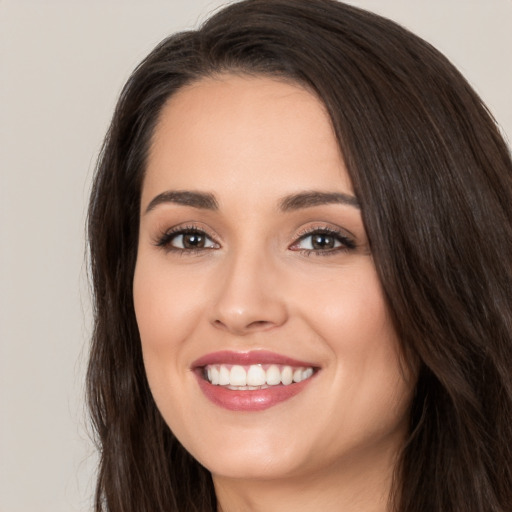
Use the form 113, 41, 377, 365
87, 1, 512, 510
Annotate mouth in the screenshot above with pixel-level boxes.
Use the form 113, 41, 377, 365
192, 351, 319, 411
202, 363, 314, 389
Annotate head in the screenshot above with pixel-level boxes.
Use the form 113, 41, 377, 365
87, 1, 512, 511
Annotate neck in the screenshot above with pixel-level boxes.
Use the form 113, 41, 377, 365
213, 443, 400, 512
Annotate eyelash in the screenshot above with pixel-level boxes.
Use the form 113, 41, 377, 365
290, 226, 356, 256
155, 225, 219, 255
155, 224, 356, 256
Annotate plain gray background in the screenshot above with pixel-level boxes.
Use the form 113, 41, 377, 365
1, 1, 511, 511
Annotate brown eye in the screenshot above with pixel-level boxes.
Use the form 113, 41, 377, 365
311, 234, 336, 250
162, 230, 218, 251
182, 233, 206, 248
290, 228, 356, 254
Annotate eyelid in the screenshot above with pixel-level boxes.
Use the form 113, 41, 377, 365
294, 223, 355, 240
153, 223, 221, 252
152, 222, 357, 255
289, 224, 356, 252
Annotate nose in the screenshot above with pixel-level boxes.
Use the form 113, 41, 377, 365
209, 250, 288, 336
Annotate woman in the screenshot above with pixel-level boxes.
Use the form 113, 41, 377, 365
87, 0, 512, 510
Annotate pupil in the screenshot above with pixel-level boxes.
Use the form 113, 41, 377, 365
183, 233, 205, 248
312, 234, 334, 250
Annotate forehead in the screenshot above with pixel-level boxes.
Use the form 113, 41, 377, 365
143, 74, 353, 207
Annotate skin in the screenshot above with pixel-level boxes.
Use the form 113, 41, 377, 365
133, 74, 416, 512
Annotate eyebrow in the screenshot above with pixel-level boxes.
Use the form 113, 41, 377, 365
145, 190, 219, 213
279, 191, 360, 211
144, 189, 360, 214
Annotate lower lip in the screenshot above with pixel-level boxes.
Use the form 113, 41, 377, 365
195, 372, 316, 412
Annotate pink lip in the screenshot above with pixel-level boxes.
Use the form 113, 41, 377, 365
191, 350, 316, 368
192, 350, 319, 412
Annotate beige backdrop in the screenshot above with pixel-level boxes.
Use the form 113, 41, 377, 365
1, 1, 510, 511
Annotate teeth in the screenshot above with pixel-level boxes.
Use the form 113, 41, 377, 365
281, 366, 293, 385
230, 365, 246, 386
210, 366, 219, 385
266, 365, 281, 385
204, 363, 315, 388
219, 365, 230, 385
247, 364, 266, 386
303, 368, 313, 380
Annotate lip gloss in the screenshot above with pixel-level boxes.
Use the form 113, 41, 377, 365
192, 350, 318, 412
195, 374, 314, 411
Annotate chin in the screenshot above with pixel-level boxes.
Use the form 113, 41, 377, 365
176, 418, 314, 480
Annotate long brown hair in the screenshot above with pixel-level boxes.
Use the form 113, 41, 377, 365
87, 1, 512, 510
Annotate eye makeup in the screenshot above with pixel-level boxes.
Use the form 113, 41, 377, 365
153, 221, 358, 257
289, 224, 357, 256
153, 224, 220, 255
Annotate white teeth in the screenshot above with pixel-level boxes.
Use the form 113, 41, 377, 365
219, 365, 230, 385
303, 368, 313, 380
247, 365, 266, 386
227, 385, 269, 391
210, 366, 219, 385
281, 366, 293, 385
204, 363, 315, 388
230, 365, 247, 386
266, 365, 281, 385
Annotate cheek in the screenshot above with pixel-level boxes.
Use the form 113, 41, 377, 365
132, 255, 212, 439
295, 260, 395, 352
133, 256, 207, 350
293, 261, 412, 422
132, 255, 207, 405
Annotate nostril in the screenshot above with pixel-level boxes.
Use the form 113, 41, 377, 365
247, 320, 272, 330
211, 318, 277, 334
213, 319, 227, 329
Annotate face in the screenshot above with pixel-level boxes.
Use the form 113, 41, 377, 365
133, 75, 415, 483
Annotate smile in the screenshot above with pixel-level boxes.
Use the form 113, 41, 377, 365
192, 351, 319, 411
204, 364, 314, 389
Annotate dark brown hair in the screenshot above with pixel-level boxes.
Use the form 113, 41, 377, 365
87, 1, 512, 510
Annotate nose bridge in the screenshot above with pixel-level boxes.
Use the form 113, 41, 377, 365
210, 241, 287, 334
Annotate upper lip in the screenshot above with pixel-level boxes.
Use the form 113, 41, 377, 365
191, 350, 318, 369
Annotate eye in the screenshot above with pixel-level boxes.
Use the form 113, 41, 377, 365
290, 228, 356, 254
156, 227, 219, 252
297, 233, 341, 250
171, 231, 216, 249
